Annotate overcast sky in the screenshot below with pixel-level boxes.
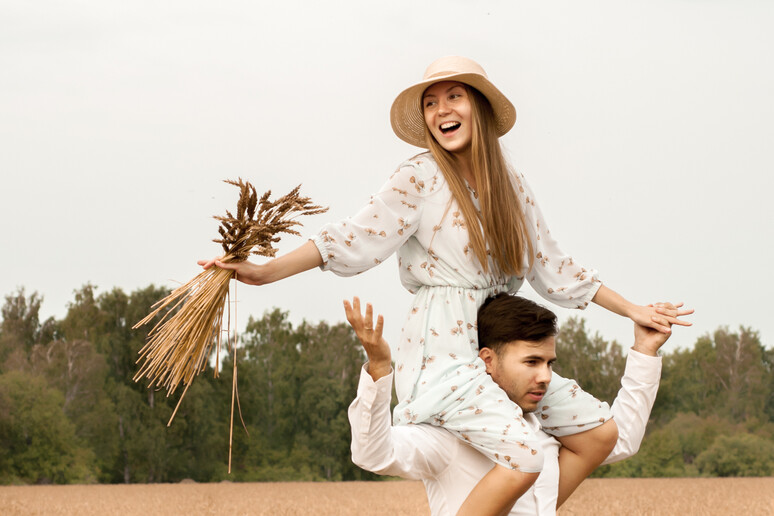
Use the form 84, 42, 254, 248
2, 1, 772, 356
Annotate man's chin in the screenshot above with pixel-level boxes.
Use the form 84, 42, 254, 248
519, 401, 538, 413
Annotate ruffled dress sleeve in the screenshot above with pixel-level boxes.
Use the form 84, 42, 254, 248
514, 171, 602, 309
311, 157, 436, 277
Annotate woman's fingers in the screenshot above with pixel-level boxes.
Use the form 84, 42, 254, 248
649, 317, 673, 334
198, 256, 225, 269
655, 305, 694, 326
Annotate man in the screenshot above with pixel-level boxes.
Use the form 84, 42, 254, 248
344, 294, 686, 515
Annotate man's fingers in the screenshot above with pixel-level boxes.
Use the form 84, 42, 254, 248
343, 299, 355, 324
343, 297, 385, 344
374, 314, 384, 340
365, 303, 374, 331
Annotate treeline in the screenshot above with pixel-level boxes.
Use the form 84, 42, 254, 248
0, 286, 772, 484
553, 319, 774, 478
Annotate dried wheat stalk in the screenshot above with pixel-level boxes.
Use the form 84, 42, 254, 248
132, 179, 326, 470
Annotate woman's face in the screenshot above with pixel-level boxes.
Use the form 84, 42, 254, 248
423, 81, 473, 155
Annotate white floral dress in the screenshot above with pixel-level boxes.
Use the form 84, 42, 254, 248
313, 152, 610, 473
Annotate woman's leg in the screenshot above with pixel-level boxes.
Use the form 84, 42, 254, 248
535, 372, 617, 506
456, 465, 539, 516
435, 362, 545, 515
555, 419, 618, 507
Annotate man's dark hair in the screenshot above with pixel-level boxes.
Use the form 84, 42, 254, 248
477, 293, 557, 354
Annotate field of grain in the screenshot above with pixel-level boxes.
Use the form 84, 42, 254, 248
1, 478, 772, 515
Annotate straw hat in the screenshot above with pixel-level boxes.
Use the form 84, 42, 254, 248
390, 56, 516, 148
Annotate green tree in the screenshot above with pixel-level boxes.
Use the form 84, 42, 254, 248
0, 288, 56, 371
553, 317, 625, 404
765, 346, 774, 422
695, 433, 774, 476
294, 319, 364, 480
226, 308, 376, 481
598, 421, 689, 478
29, 339, 119, 481
704, 327, 768, 421
656, 326, 770, 424
0, 371, 95, 484
651, 340, 715, 424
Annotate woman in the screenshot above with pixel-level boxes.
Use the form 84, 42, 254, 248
202, 56, 688, 515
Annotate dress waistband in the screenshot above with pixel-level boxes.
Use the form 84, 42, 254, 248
416, 283, 510, 293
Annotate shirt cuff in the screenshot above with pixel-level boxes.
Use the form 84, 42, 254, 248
356, 363, 394, 403
624, 348, 662, 384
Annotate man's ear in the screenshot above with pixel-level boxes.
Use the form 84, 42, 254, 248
479, 347, 496, 374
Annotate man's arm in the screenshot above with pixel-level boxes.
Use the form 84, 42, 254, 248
601, 307, 685, 464
557, 303, 688, 506
348, 365, 454, 479
601, 348, 662, 465
345, 297, 453, 479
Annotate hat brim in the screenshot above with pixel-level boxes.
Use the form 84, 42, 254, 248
390, 72, 516, 148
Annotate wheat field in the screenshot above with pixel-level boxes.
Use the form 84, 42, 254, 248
1, 478, 772, 515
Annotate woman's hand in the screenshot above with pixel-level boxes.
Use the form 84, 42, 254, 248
197, 256, 270, 285
197, 240, 325, 286
592, 285, 694, 334
629, 302, 694, 334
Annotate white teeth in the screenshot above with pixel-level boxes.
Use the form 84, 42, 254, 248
441, 122, 460, 129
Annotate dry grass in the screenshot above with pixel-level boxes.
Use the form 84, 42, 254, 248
133, 180, 326, 402
131, 180, 325, 470
1, 478, 772, 515
559, 477, 774, 515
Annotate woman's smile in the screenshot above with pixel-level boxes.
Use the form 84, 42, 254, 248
423, 81, 473, 154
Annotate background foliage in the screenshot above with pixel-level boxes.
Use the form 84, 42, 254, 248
0, 286, 771, 484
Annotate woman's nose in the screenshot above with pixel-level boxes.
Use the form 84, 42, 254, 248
437, 99, 451, 115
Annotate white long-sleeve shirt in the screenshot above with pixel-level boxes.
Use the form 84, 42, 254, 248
348, 349, 662, 516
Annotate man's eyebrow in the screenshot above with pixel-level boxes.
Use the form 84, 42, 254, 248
524, 354, 554, 361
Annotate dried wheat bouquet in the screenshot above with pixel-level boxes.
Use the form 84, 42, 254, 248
133, 179, 327, 425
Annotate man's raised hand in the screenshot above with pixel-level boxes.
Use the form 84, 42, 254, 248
343, 297, 392, 381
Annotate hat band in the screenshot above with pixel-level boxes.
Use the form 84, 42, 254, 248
425, 70, 481, 79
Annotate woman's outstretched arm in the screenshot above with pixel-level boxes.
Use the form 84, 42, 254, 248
198, 239, 323, 286
592, 284, 693, 334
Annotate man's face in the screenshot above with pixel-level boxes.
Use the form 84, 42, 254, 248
480, 336, 556, 413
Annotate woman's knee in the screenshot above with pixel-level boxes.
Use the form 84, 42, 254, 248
558, 419, 619, 458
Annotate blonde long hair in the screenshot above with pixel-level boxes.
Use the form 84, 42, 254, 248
425, 86, 532, 276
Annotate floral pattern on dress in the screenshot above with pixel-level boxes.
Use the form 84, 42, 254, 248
312, 153, 609, 471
